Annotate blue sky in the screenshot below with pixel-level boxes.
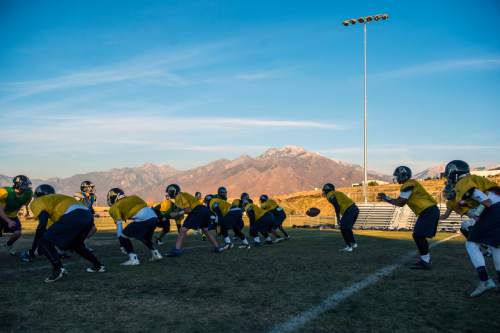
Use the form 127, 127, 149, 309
1, 0, 499, 178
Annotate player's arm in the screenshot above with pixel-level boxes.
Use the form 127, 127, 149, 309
0, 203, 16, 228
462, 189, 491, 220
440, 207, 453, 220
328, 196, 341, 223
377, 188, 412, 207
31, 211, 49, 255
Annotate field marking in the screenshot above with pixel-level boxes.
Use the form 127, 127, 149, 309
268, 234, 460, 333
0, 234, 335, 275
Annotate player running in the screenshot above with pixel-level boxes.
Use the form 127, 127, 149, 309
0, 175, 33, 255
165, 184, 224, 257
29, 184, 105, 282
322, 183, 359, 252
107, 188, 163, 265
444, 160, 500, 297
378, 166, 440, 270
259, 194, 289, 240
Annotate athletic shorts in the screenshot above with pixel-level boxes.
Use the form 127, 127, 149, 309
339, 204, 359, 230
222, 210, 244, 231
123, 218, 158, 240
43, 209, 93, 250
469, 202, 500, 247
413, 205, 439, 238
0, 216, 21, 233
272, 209, 287, 225
183, 205, 212, 230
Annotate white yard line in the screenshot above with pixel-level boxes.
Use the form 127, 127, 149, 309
268, 234, 460, 333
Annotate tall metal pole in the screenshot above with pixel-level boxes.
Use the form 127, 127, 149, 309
363, 23, 368, 203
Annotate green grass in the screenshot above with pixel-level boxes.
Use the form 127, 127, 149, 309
1, 229, 499, 333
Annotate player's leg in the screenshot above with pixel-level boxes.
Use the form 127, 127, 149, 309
3, 217, 22, 255
466, 241, 496, 297
339, 205, 359, 251
139, 219, 162, 261
410, 206, 439, 269
490, 246, 500, 289
38, 238, 66, 282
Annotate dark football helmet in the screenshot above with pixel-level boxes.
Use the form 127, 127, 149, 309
166, 184, 181, 199
34, 184, 55, 198
217, 186, 228, 200
322, 183, 335, 196
13, 175, 32, 192
393, 166, 412, 184
107, 188, 125, 206
444, 160, 470, 184
80, 180, 95, 193
259, 194, 269, 203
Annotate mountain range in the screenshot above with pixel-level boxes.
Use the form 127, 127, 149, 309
0, 146, 390, 203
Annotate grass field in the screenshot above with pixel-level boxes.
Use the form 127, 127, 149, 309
1, 227, 499, 333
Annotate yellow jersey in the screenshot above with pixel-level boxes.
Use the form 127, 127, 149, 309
173, 192, 202, 211
445, 198, 477, 216
455, 175, 499, 202
109, 195, 147, 222
244, 203, 267, 221
400, 179, 437, 215
326, 190, 354, 215
30, 194, 84, 223
231, 199, 242, 208
208, 198, 231, 217
261, 199, 279, 212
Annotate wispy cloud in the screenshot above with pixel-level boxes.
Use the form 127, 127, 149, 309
378, 57, 500, 79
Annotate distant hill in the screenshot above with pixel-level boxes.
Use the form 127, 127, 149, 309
0, 146, 389, 203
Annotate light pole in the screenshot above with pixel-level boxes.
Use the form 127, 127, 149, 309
342, 13, 389, 203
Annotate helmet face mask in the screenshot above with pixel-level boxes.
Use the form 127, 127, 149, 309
107, 188, 125, 206
13, 175, 32, 193
322, 183, 335, 196
34, 184, 55, 198
443, 182, 456, 201
444, 160, 470, 184
393, 166, 412, 184
217, 186, 227, 200
166, 184, 181, 199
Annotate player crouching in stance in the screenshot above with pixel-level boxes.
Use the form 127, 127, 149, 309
165, 184, 224, 257
242, 194, 283, 246
259, 194, 289, 240
205, 194, 250, 249
0, 175, 33, 255
29, 184, 105, 282
445, 160, 500, 297
73, 180, 98, 251
152, 196, 183, 245
322, 183, 359, 252
107, 188, 163, 265
378, 166, 439, 270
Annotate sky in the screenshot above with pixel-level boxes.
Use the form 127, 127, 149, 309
1, 0, 499, 178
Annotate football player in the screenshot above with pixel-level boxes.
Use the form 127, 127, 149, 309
152, 195, 183, 245
259, 194, 289, 239
74, 180, 98, 250
217, 186, 228, 201
378, 166, 440, 270
107, 188, 163, 265
29, 184, 105, 282
242, 195, 283, 246
444, 160, 500, 297
205, 194, 249, 249
322, 183, 359, 252
195, 192, 202, 202
165, 184, 224, 257
0, 175, 33, 255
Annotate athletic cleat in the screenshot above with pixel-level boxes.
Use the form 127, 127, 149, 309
20, 250, 33, 262
166, 248, 183, 257
44, 268, 67, 283
86, 265, 106, 273
121, 254, 140, 266
409, 259, 432, 270
214, 245, 225, 253
273, 237, 285, 243
339, 246, 353, 252
149, 249, 163, 261
351, 243, 358, 249
470, 279, 496, 297
223, 242, 234, 250
238, 243, 251, 249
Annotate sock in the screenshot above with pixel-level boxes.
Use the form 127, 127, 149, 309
224, 236, 231, 244
254, 236, 260, 243
476, 266, 488, 282
465, 241, 486, 268
420, 253, 431, 263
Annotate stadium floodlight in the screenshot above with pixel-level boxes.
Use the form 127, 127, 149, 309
342, 13, 389, 203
